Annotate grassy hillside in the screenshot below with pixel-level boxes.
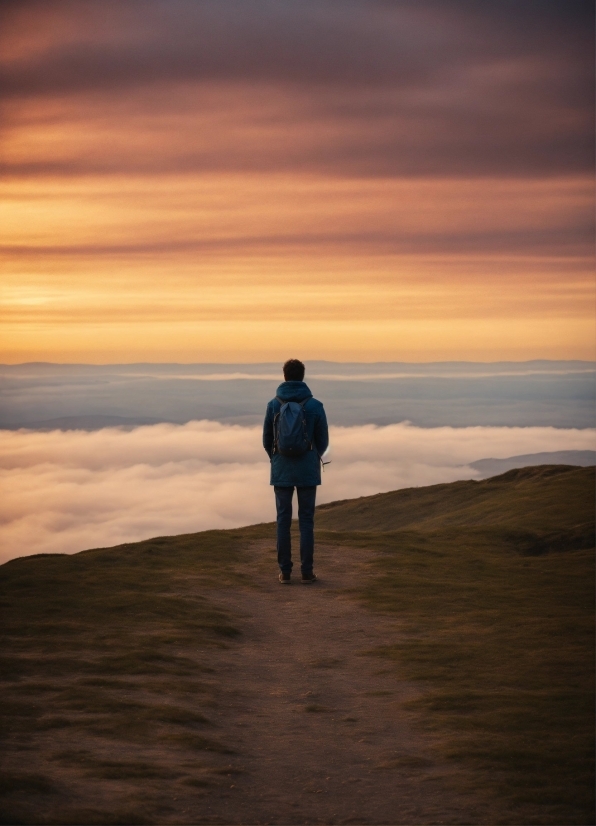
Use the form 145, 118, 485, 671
1, 465, 594, 824
0, 531, 249, 824
317, 465, 595, 824
316, 464, 594, 534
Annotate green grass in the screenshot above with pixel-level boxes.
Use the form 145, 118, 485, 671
317, 466, 595, 824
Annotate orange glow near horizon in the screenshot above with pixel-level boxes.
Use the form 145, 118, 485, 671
1, 171, 593, 363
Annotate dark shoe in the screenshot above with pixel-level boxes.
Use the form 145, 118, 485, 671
279, 572, 291, 584
301, 572, 317, 583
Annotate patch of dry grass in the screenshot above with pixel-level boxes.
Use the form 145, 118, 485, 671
0, 530, 246, 823
341, 525, 594, 824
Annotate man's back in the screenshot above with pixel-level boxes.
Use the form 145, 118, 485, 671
263, 379, 328, 488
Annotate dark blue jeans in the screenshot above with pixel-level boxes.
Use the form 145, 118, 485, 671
274, 485, 317, 575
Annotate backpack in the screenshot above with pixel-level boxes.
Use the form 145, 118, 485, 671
273, 397, 313, 457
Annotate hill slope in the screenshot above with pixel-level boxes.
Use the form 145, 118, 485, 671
1, 465, 594, 825
316, 464, 594, 533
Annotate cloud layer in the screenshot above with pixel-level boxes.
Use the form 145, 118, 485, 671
1, 420, 593, 564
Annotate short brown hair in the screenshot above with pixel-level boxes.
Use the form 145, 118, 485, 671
283, 359, 305, 381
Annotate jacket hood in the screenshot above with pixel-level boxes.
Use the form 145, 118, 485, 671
275, 381, 313, 403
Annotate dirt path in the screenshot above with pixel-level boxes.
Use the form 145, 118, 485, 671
198, 540, 486, 825
2, 539, 491, 825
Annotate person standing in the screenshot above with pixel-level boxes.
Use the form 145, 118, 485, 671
263, 359, 329, 584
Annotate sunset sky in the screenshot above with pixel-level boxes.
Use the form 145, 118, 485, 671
1, 0, 593, 363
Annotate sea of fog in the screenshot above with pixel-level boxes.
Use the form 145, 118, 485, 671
1, 361, 594, 563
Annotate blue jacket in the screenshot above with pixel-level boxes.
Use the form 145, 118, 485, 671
263, 381, 329, 487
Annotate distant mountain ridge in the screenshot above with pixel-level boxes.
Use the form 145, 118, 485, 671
470, 450, 596, 478
1, 414, 170, 431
